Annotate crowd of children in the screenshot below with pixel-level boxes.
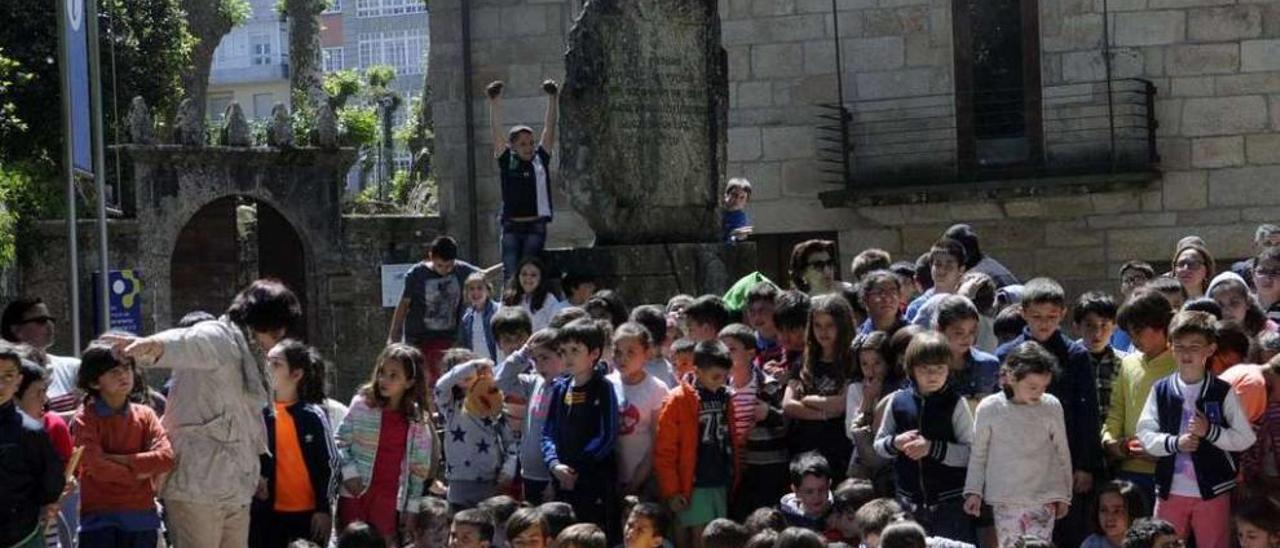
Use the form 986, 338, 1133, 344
5, 220, 1280, 548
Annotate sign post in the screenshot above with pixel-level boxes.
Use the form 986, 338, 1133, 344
57, 0, 112, 349
93, 270, 142, 334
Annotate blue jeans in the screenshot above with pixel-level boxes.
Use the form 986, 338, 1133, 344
501, 220, 547, 282
79, 528, 159, 548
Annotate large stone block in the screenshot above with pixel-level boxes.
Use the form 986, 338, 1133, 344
1148, 0, 1233, 8
804, 40, 838, 75
863, 7, 929, 37
752, 43, 807, 78
1242, 40, 1280, 72
1180, 96, 1269, 136
781, 159, 832, 196
838, 228, 904, 261
1043, 14, 1105, 52
855, 68, 935, 99
1170, 76, 1216, 97
1190, 136, 1245, 168
728, 126, 763, 161
739, 161, 783, 201
844, 37, 906, 71
1214, 73, 1280, 96
856, 205, 907, 226
560, 0, 728, 245
1036, 246, 1107, 280
1246, 133, 1280, 164
762, 126, 815, 160
1113, 11, 1185, 46
736, 81, 773, 107
1209, 166, 1280, 206
1161, 171, 1209, 210
1044, 219, 1105, 248
1086, 212, 1179, 230
1188, 6, 1263, 42
1062, 51, 1106, 82
1167, 44, 1239, 76
764, 14, 830, 42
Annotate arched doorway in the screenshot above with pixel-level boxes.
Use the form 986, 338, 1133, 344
169, 196, 309, 336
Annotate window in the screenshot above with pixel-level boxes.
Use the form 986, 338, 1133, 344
356, 0, 426, 18
253, 93, 275, 119
322, 47, 345, 72
953, 0, 1043, 171
394, 151, 413, 173
207, 93, 233, 121
357, 29, 427, 75
250, 33, 273, 65
323, 0, 342, 13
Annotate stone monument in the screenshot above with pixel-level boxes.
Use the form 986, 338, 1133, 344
560, 0, 729, 245
548, 0, 751, 302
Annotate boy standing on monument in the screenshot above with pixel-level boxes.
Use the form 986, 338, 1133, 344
487, 79, 559, 281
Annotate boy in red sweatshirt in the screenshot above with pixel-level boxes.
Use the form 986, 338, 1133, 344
71, 342, 174, 547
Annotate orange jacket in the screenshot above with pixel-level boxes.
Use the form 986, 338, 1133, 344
653, 382, 744, 501
71, 400, 174, 515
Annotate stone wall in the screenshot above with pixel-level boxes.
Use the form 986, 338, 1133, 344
429, 0, 595, 264
431, 0, 1280, 301
18, 212, 444, 402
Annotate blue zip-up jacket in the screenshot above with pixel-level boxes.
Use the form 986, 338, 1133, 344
541, 362, 618, 477
257, 401, 340, 514
457, 301, 499, 360
997, 328, 1103, 474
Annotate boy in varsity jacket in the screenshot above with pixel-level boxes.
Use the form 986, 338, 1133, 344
1137, 311, 1255, 548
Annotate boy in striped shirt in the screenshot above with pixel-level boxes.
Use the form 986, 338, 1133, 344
720, 323, 788, 520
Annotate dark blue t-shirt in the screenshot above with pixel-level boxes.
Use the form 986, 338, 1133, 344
693, 385, 731, 487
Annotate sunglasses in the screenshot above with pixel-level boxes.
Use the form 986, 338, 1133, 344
806, 259, 836, 270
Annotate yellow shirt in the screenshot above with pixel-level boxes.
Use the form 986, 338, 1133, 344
1101, 349, 1177, 475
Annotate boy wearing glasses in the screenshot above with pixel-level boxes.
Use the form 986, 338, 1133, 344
1137, 311, 1255, 548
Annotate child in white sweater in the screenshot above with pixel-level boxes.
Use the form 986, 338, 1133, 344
964, 341, 1073, 548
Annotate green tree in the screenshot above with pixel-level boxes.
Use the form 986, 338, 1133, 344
284, 0, 327, 112
0, 0, 193, 265
181, 0, 251, 122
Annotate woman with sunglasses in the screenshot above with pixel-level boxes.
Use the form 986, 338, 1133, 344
789, 239, 841, 297
0, 297, 80, 415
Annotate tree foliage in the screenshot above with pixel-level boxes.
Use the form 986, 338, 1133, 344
0, 0, 193, 266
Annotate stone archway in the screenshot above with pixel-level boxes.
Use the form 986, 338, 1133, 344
121, 145, 356, 341
169, 196, 308, 334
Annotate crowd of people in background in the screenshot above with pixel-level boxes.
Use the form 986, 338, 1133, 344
4, 217, 1280, 548
3, 81, 1280, 548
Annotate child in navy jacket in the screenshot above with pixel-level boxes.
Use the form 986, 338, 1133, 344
541, 319, 619, 542
1137, 311, 1255, 548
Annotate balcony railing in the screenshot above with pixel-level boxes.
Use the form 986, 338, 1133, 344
818, 78, 1160, 201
